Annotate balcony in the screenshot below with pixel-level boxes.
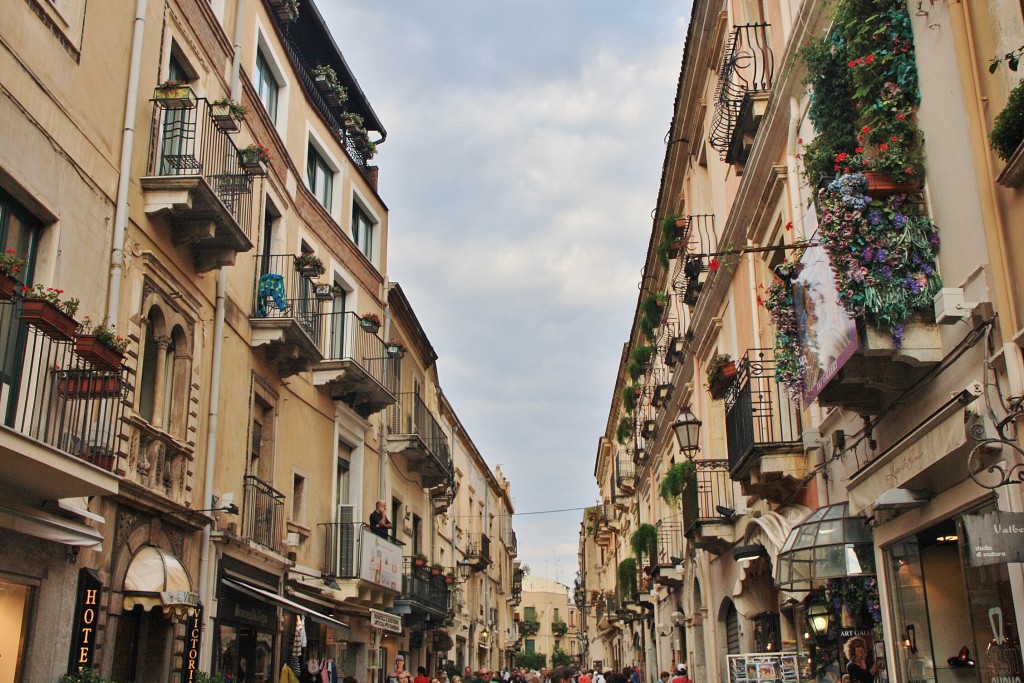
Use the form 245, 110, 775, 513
313, 312, 396, 417
725, 350, 805, 501
648, 521, 684, 587
671, 216, 716, 306
392, 557, 450, 622
241, 474, 284, 553
465, 532, 491, 570
0, 297, 125, 502
141, 95, 255, 272
320, 521, 403, 607
682, 460, 735, 553
249, 254, 324, 377
615, 450, 635, 494
386, 392, 452, 488
709, 24, 775, 165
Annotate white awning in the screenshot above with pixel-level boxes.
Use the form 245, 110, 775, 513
0, 501, 104, 550
123, 546, 198, 616
224, 577, 350, 631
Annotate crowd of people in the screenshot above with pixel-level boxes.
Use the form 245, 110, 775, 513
391, 663, 693, 683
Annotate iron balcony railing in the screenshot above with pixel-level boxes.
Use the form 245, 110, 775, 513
466, 533, 491, 566
615, 449, 635, 490
0, 297, 128, 470
279, 37, 375, 174
321, 311, 392, 385
150, 95, 255, 238
241, 474, 285, 552
388, 391, 452, 470
252, 253, 322, 345
708, 23, 774, 160
321, 521, 404, 579
399, 556, 449, 614
655, 520, 684, 565
725, 349, 803, 475
682, 460, 733, 537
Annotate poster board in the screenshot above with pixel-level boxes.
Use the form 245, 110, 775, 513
728, 653, 800, 683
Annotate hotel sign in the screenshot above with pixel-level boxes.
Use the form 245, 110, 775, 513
67, 569, 103, 674
181, 605, 204, 683
370, 608, 402, 634
964, 511, 1024, 567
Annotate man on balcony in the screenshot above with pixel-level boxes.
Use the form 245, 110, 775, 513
370, 499, 393, 537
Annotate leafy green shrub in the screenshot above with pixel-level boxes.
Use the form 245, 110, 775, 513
991, 79, 1024, 161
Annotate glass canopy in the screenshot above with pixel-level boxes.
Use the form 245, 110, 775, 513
776, 502, 875, 591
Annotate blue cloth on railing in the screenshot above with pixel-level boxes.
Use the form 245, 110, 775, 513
257, 273, 287, 317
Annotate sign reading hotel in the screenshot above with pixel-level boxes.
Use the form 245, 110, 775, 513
370, 608, 403, 634
181, 605, 203, 683
963, 511, 1024, 567
67, 569, 103, 674
359, 527, 402, 591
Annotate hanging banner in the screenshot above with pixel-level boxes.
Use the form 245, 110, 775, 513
181, 604, 204, 683
67, 568, 103, 674
963, 511, 1024, 567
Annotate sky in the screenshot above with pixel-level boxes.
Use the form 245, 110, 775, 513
320, 3, 691, 584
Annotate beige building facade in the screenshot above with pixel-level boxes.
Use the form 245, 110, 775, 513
0, 1, 518, 682
581, 1, 1024, 683
519, 576, 581, 668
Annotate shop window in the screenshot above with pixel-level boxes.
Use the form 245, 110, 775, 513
0, 578, 33, 683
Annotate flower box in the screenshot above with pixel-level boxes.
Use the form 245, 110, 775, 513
58, 373, 123, 399
387, 344, 405, 359
863, 171, 919, 198
0, 272, 19, 301
359, 318, 381, 334
708, 360, 738, 400
211, 103, 240, 133
75, 335, 125, 371
153, 85, 196, 110
239, 151, 268, 176
431, 566, 443, 576
314, 284, 335, 301
413, 556, 428, 568
445, 574, 456, 586
21, 299, 78, 341
996, 137, 1024, 188
275, 2, 298, 21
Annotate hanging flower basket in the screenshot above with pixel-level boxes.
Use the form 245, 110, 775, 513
58, 372, 123, 399
75, 335, 125, 371
22, 299, 78, 341
153, 81, 195, 109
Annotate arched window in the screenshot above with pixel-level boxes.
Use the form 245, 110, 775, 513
137, 305, 193, 436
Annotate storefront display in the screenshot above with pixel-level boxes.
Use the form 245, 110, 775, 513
216, 582, 278, 683
728, 653, 800, 683
0, 577, 33, 683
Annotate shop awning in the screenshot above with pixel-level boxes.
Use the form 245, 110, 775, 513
224, 577, 350, 631
0, 500, 104, 550
775, 503, 875, 592
123, 546, 198, 616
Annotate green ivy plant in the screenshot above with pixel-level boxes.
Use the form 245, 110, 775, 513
617, 557, 638, 597
659, 460, 696, 504
630, 523, 659, 561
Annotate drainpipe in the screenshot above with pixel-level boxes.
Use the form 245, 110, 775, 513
107, 0, 148, 321
197, 0, 246, 671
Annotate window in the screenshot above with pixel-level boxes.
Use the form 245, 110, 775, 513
0, 188, 41, 281
248, 396, 275, 482
352, 202, 374, 260
292, 473, 306, 522
255, 49, 279, 122
524, 607, 536, 621
137, 308, 191, 437
553, 608, 560, 622
307, 144, 333, 210
525, 640, 536, 654
335, 447, 351, 507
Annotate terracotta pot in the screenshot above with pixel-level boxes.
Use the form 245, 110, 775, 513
863, 171, 919, 198
21, 300, 78, 341
708, 360, 738, 400
58, 374, 123, 399
75, 335, 125, 371
0, 272, 19, 301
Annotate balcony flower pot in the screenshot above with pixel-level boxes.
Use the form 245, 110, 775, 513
58, 373, 123, 399
445, 573, 456, 585
294, 254, 325, 278
91, 450, 116, 470
21, 299, 78, 341
863, 170, 919, 198
386, 340, 406, 359
708, 359, 738, 400
431, 564, 444, 576
414, 554, 428, 568
272, 0, 299, 21
0, 272, 20, 301
210, 99, 246, 133
359, 315, 381, 334
153, 82, 195, 109
75, 335, 125, 371
239, 147, 269, 177
314, 284, 336, 302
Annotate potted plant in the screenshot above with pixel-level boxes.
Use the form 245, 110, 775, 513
359, 312, 381, 333
294, 253, 325, 278
341, 112, 365, 132
413, 552, 428, 568
431, 562, 444, 576
57, 369, 123, 400
75, 317, 129, 371
210, 98, 247, 133
706, 352, 737, 400
991, 79, 1024, 185
270, 0, 299, 22
0, 249, 27, 300
327, 83, 348, 107
445, 569, 457, 585
630, 523, 659, 563
313, 65, 338, 90
21, 284, 80, 340
617, 557, 638, 598
313, 283, 340, 301
153, 79, 195, 109
615, 416, 633, 445
386, 339, 406, 358
659, 461, 696, 505
238, 143, 270, 176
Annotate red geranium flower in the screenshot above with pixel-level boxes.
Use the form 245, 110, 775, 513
862, 125, 872, 134
866, 54, 875, 64
708, 258, 721, 271
848, 60, 857, 68
879, 143, 889, 151
855, 146, 864, 153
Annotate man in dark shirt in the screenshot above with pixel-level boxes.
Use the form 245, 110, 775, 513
370, 499, 392, 537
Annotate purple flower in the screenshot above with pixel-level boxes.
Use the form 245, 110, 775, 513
893, 212, 908, 228
867, 210, 882, 226
880, 266, 893, 280
876, 249, 888, 262
863, 247, 875, 261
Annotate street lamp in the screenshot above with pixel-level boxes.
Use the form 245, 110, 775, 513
672, 409, 702, 456
458, 561, 474, 581
806, 597, 833, 638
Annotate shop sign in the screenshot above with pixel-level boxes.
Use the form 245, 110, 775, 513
67, 568, 103, 674
163, 590, 200, 608
370, 608, 402, 634
181, 605, 204, 683
963, 511, 1024, 567
220, 583, 275, 628
359, 528, 402, 591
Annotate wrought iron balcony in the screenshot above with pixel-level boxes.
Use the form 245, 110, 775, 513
313, 311, 396, 417
249, 254, 324, 376
725, 349, 805, 501
681, 460, 735, 553
465, 532, 491, 570
392, 557, 449, 620
615, 449, 635, 493
0, 297, 126, 500
709, 24, 775, 164
386, 392, 452, 488
241, 474, 285, 553
671, 215, 716, 306
320, 521, 403, 602
141, 94, 256, 272
649, 521, 684, 586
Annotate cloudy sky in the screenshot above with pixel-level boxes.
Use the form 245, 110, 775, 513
320, 3, 691, 583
